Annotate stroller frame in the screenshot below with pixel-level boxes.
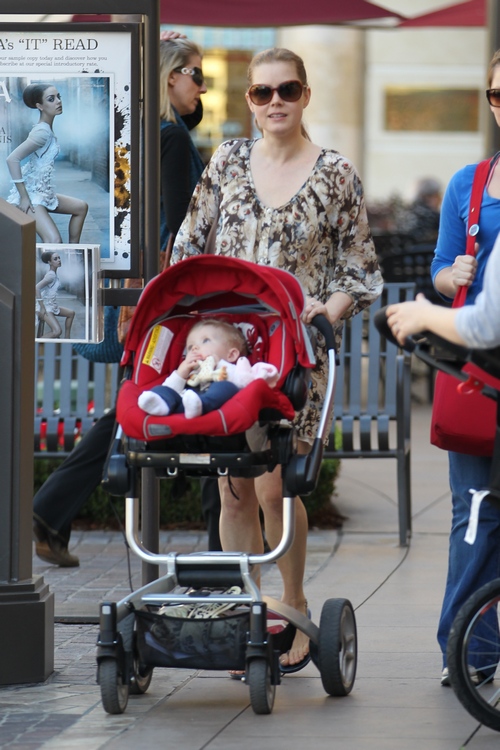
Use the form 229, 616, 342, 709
96, 257, 358, 715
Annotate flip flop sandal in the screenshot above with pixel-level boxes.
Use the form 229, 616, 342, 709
275, 608, 312, 675
279, 651, 311, 675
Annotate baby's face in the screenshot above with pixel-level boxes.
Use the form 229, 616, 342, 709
185, 324, 234, 363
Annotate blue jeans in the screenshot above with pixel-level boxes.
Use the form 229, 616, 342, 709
438, 451, 500, 669
150, 381, 239, 415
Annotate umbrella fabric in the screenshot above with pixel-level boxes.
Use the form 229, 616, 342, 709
71, 1, 485, 27
399, 0, 485, 27
72, 2, 400, 27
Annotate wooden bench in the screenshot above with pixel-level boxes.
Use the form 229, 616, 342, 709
34, 342, 120, 458
324, 282, 416, 546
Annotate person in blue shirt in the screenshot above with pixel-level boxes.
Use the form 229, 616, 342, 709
423, 48, 500, 686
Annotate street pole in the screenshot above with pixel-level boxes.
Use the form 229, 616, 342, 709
0, 200, 54, 685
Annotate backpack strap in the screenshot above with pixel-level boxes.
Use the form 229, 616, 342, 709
454, 154, 499, 308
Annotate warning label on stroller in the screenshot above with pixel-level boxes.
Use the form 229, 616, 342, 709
142, 325, 173, 373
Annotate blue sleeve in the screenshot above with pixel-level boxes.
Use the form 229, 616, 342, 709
430, 162, 500, 304
431, 165, 472, 287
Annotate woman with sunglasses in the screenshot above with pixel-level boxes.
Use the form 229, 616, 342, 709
173, 47, 382, 674
158, 35, 225, 553
426, 49, 500, 687
158, 36, 207, 257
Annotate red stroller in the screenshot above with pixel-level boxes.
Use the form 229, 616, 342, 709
97, 255, 358, 715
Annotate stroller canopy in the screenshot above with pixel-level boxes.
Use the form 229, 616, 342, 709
121, 256, 315, 369
116, 256, 317, 441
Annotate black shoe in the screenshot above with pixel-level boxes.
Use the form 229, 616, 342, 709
33, 519, 80, 567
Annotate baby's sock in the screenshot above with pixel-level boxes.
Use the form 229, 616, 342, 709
182, 390, 203, 419
138, 390, 170, 416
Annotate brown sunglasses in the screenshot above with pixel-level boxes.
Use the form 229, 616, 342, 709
247, 80, 305, 106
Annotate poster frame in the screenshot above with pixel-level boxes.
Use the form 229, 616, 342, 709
0, 21, 141, 278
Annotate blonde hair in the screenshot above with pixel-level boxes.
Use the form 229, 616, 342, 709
247, 47, 310, 140
159, 38, 203, 122
189, 319, 248, 355
488, 49, 500, 88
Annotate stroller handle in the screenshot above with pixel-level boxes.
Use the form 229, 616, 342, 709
310, 312, 336, 353
374, 306, 468, 359
374, 306, 500, 396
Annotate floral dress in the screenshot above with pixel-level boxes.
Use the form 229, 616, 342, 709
173, 138, 383, 441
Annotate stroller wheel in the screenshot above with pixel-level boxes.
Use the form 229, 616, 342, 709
247, 658, 276, 715
447, 578, 500, 731
129, 660, 153, 695
98, 658, 129, 714
129, 634, 153, 695
317, 598, 357, 696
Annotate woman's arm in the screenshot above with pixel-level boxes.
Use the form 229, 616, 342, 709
303, 290, 353, 326
160, 125, 194, 238
387, 233, 500, 349
325, 157, 383, 318
386, 295, 464, 345
431, 166, 477, 300
433, 253, 478, 299
7, 126, 50, 212
35, 271, 54, 294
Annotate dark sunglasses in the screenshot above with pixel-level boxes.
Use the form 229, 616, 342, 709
486, 89, 500, 107
174, 66, 205, 86
247, 80, 305, 106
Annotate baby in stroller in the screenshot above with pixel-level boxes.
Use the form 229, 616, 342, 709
138, 318, 279, 418
99, 255, 363, 716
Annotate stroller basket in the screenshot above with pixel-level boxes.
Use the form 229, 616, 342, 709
135, 609, 250, 671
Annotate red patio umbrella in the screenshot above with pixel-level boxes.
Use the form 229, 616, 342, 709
72, 1, 402, 26
72, 0, 486, 27
399, 0, 485, 27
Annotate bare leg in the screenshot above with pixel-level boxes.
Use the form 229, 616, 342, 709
255, 442, 310, 667
58, 306, 75, 338
41, 311, 62, 338
32, 205, 62, 243
53, 194, 88, 243
219, 475, 263, 677
218, 475, 264, 567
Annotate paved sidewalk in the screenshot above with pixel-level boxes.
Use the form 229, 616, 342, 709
1, 404, 499, 748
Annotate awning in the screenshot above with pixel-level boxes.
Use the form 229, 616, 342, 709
72, 2, 401, 27
71, 0, 487, 28
399, 0, 485, 27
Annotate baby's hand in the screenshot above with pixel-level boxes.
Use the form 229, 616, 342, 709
177, 351, 202, 380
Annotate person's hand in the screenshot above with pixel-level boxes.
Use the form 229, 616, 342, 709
160, 30, 187, 41
386, 293, 432, 345
450, 247, 478, 290
302, 297, 328, 325
18, 196, 34, 214
177, 350, 206, 380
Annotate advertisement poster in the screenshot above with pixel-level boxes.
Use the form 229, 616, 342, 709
0, 24, 138, 273
35, 243, 101, 343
